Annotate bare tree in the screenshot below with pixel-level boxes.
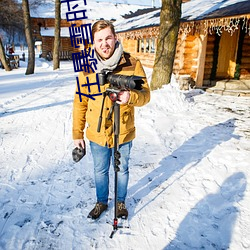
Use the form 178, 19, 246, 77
0, 0, 24, 36
0, 0, 23, 71
22, 0, 35, 75
0, 37, 11, 71
53, 0, 61, 70
151, 0, 182, 90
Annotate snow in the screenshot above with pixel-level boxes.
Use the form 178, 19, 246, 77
40, 27, 70, 37
0, 48, 250, 249
30, 0, 152, 20
114, 0, 249, 32
181, 0, 249, 21
87, 0, 161, 7
30, 0, 250, 36
114, 9, 160, 33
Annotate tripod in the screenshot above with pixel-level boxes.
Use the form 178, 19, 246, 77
97, 89, 124, 238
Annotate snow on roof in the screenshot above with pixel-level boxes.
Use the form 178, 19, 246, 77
40, 27, 70, 37
35, 41, 42, 45
114, 8, 160, 32
114, 0, 250, 33
30, 0, 151, 21
182, 0, 250, 21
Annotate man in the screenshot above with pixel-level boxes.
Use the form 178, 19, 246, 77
72, 20, 150, 220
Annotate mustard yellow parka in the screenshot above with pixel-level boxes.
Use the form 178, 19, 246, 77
72, 52, 150, 148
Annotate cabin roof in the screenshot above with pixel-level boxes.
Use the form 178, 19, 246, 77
40, 27, 70, 37
182, 0, 250, 21
30, 1, 151, 21
115, 0, 250, 33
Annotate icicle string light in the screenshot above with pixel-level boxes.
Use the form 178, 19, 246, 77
117, 16, 250, 40
179, 16, 250, 36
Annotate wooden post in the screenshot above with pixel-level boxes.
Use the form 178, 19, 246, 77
195, 32, 207, 88
144, 38, 146, 54
139, 39, 142, 53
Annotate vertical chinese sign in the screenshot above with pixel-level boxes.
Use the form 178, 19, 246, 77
61, 0, 101, 101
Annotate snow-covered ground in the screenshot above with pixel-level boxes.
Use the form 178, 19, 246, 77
0, 49, 250, 250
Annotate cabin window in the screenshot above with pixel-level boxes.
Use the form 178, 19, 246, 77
137, 38, 156, 54
137, 39, 140, 53
150, 38, 155, 53
146, 38, 150, 53
137, 39, 144, 53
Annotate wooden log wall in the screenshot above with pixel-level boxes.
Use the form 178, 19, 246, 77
134, 53, 155, 68
41, 37, 54, 58
121, 39, 137, 54
173, 35, 185, 74
31, 17, 81, 30
173, 34, 199, 81
120, 30, 200, 78
120, 38, 156, 68
240, 35, 250, 79
184, 35, 198, 79
41, 36, 86, 58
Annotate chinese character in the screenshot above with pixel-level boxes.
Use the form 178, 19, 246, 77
75, 74, 102, 101
69, 23, 93, 48
72, 48, 97, 73
66, 9, 87, 22
61, 0, 87, 12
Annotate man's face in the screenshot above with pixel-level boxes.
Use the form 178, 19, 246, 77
93, 27, 117, 60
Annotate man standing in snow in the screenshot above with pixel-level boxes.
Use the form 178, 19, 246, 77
72, 20, 150, 220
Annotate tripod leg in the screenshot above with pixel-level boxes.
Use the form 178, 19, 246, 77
111, 102, 121, 237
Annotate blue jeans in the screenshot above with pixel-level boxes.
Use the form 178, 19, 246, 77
90, 141, 132, 205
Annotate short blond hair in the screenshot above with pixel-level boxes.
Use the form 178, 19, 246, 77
92, 20, 116, 39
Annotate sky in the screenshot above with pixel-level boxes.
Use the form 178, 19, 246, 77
0, 48, 249, 250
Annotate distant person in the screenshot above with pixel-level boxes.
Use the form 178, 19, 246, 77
8, 46, 14, 54
72, 20, 150, 220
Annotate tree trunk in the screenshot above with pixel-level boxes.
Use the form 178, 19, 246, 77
151, 0, 182, 90
53, 0, 61, 70
0, 37, 11, 71
22, 0, 35, 75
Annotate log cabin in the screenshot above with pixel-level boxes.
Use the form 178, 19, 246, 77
31, 17, 89, 60
115, 0, 250, 93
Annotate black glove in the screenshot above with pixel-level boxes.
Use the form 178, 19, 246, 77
72, 146, 86, 162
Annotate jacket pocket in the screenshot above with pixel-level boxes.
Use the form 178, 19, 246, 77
120, 107, 135, 134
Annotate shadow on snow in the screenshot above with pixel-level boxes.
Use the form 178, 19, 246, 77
164, 172, 247, 249
0, 100, 72, 117
128, 118, 239, 213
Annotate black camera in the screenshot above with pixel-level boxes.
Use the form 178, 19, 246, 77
98, 70, 144, 90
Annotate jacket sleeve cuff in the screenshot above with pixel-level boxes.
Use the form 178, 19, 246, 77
72, 130, 84, 140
